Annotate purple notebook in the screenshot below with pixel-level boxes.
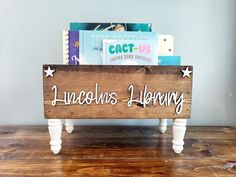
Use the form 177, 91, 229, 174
63, 31, 79, 65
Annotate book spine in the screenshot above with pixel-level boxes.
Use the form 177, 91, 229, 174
63, 30, 69, 64
158, 56, 181, 65
79, 30, 83, 62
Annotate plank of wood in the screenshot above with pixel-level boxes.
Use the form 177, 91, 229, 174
0, 159, 236, 177
43, 65, 193, 119
0, 126, 235, 177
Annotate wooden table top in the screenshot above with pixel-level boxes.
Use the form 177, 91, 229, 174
0, 126, 235, 176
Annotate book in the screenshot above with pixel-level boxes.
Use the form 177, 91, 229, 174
158, 35, 181, 66
70, 22, 152, 32
158, 56, 181, 65
63, 30, 79, 65
103, 39, 158, 65
64, 23, 152, 65
79, 30, 158, 65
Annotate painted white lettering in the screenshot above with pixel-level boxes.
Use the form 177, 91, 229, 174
127, 84, 185, 114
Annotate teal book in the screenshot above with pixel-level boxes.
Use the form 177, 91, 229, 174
70, 22, 152, 32
158, 56, 181, 65
79, 30, 158, 65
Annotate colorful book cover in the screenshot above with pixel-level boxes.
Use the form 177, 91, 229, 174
70, 22, 152, 32
79, 30, 158, 65
63, 30, 79, 65
103, 39, 158, 65
64, 23, 152, 65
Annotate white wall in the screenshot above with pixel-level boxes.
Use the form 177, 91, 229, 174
0, 0, 235, 125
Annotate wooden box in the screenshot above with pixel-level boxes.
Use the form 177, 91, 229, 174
43, 65, 193, 154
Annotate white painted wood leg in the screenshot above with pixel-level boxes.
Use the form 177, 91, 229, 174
48, 119, 62, 154
65, 119, 74, 133
159, 119, 167, 133
172, 119, 187, 154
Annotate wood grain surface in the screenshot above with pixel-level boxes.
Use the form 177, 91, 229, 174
43, 65, 193, 119
0, 126, 235, 176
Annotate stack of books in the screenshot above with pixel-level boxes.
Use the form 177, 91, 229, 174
63, 22, 180, 66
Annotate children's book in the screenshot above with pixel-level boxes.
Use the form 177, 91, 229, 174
64, 23, 152, 65
70, 23, 152, 32
158, 35, 174, 56
157, 34, 181, 66
103, 39, 158, 65
63, 30, 79, 65
79, 30, 158, 65
158, 56, 180, 65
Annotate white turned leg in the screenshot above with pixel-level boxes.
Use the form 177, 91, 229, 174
172, 119, 187, 154
65, 119, 74, 133
159, 119, 167, 133
48, 119, 62, 154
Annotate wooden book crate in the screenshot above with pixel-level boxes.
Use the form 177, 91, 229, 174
43, 65, 193, 154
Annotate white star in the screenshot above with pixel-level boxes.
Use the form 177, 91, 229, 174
181, 67, 192, 78
44, 66, 55, 77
